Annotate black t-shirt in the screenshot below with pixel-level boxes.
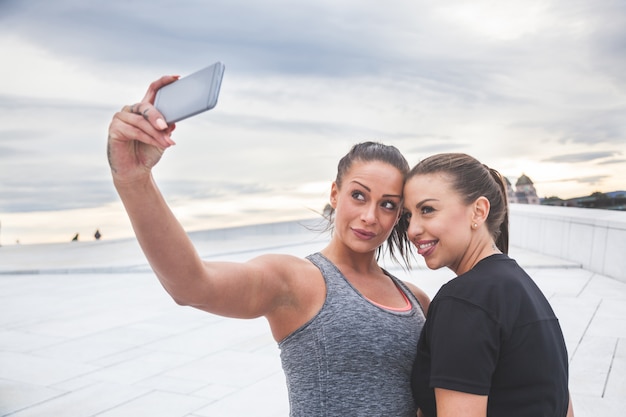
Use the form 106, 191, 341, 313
412, 254, 570, 417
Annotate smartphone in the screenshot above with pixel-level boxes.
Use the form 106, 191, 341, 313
154, 61, 225, 123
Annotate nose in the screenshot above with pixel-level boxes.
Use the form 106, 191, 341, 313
361, 202, 377, 225
406, 215, 423, 242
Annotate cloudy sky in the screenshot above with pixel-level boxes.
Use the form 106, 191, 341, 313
1, 0, 625, 245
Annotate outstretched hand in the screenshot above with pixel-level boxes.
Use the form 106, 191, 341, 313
107, 75, 179, 184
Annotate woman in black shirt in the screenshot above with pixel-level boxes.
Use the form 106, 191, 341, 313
403, 153, 574, 417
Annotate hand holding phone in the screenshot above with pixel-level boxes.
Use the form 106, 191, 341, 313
154, 61, 225, 123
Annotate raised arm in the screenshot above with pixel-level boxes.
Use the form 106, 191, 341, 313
106, 77, 303, 324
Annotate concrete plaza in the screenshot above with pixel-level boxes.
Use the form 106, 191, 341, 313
1, 220, 624, 416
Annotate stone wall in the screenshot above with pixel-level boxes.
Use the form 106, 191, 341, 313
509, 204, 626, 282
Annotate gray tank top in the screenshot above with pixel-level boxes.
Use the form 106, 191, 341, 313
278, 252, 426, 417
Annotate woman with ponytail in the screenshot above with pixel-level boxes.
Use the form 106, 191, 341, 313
402, 153, 573, 417
106, 75, 430, 416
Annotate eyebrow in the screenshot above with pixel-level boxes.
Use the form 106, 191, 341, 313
415, 198, 439, 207
351, 180, 402, 199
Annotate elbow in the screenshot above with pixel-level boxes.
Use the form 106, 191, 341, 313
155, 274, 196, 307
161, 284, 195, 307
171, 295, 191, 306
167, 288, 205, 309
170, 294, 209, 312
154, 271, 210, 309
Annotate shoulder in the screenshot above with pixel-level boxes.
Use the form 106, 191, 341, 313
249, 253, 324, 292
451, 254, 525, 290
247, 253, 314, 274
252, 254, 326, 340
434, 255, 538, 323
239, 253, 322, 300
403, 280, 431, 315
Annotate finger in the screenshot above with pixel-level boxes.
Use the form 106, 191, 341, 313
124, 102, 144, 116
131, 102, 176, 145
111, 110, 173, 149
142, 75, 180, 104
121, 103, 144, 117
110, 111, 164, 149
125, 101, 172, 140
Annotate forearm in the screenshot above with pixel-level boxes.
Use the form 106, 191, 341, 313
566, 394, 574, 417
114, 174, 205, 303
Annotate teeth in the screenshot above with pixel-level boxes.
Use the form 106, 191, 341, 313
418, 242, 435, 249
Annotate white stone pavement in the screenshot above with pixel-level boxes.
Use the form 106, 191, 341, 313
0, 220, 624, 416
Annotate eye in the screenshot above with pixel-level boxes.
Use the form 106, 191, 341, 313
420, 205, 435, 215
402, 210, 412, 221
381, 200, 398, 210
351, 190, 365, 201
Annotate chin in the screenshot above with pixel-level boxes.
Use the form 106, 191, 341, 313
350, 241, 380, 255
424, 258, 444, 271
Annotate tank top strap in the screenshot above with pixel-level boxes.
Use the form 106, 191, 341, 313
306, 252, 422, 314
306, 252, 355, 296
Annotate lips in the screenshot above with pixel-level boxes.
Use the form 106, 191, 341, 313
352, 227, 376, 240
416, 240, 437, 257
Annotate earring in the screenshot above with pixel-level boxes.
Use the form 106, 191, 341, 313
472, 223, 477, 229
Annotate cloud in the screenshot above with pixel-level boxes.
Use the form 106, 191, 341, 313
404, 139, 470, 155
556, 110, 626, 146
1, 0, 625, 242
160, 179, 272, 200
0, 145, 21, 158
1, 1, 403, 76
0, 178, 116, 212
542, 151, 621, 163
598, 158, 626, 165
574, 175, 612, 185
0, 0, 536, 99
535, 174, 611, 185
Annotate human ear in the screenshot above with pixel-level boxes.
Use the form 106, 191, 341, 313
330, 182, 339, 209
472, 196, 490, 226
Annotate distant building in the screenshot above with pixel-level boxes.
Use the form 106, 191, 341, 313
506, 174, 540, 205
504, 177, 516, 202
555, 190, 626, 211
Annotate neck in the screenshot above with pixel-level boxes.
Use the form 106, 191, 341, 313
453, 237, 501, 276
321, 241, 380, 275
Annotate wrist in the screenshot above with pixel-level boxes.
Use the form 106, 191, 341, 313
113, 171, 155, 193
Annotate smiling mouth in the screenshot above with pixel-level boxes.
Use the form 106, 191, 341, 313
416, 240, 437, 256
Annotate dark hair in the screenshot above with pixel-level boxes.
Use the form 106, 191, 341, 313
327, 141, 412, 265
405, 153, 509, 254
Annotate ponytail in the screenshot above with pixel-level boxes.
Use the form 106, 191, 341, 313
488, 167, 509, 254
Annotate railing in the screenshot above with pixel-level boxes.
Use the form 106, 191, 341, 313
509, 204, 626, 282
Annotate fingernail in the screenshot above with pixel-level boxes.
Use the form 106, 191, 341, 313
156, 118, 168, 130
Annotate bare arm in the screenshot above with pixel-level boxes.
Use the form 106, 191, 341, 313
433, 388, 571, 417
107, 76, 299, 321
567, 394, 574, 417
434, 388, 487, 417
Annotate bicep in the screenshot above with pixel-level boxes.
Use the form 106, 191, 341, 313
179, 254, 297, 319
435, 388, 487, 417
